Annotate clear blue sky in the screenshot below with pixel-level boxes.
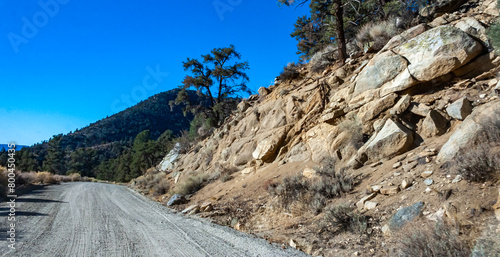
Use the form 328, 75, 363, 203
0, 0, 309, 146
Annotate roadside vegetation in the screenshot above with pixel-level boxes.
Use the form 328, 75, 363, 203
0, 166, 91, 199
268, 157, 355, 214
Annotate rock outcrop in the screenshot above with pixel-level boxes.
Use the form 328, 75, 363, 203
438, 100, 500, 162
354, 26, 483, 97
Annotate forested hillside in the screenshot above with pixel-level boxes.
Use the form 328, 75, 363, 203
0, 89, 202, 181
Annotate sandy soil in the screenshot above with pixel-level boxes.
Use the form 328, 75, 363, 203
0, 182, 307, 257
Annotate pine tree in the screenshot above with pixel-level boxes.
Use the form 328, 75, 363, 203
42, 135, 65, 174
279, 0, 428, 61
173, 44, 250, 128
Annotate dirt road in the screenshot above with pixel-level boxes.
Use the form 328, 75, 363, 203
0, 182, 307, 256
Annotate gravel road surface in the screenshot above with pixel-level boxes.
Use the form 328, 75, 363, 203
0, 182, 307, 257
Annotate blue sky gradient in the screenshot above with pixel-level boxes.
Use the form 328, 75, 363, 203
0, 0, 309, 145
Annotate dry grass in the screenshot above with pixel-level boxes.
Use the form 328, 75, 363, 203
276, 62, 301, 82
172, 172, 208, 195
356, 19, 400, 52
338, 113, 364, 150
391, 220, 471, 257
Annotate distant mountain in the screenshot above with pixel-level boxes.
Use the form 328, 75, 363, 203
0, 88, 203, 176
55, 88, 199, 150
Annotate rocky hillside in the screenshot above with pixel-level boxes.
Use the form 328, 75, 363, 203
135, 0, 500, 256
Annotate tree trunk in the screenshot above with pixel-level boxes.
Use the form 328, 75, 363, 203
334, 0, 347, 65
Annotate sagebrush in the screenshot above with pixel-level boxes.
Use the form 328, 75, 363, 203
268, 158, 354, 213
391, 220, 470, 257
322, 203, 367, 234
453, 126, 500, 182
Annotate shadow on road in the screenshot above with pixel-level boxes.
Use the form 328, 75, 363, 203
16, 198, 66, 204
0, 211, 48, 217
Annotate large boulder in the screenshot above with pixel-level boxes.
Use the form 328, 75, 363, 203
158, 143, 182, 172
395, 26, 482, 82
360, 119, 414, 162
354, 26, 482, 97
353, 51, 408, 96
437, 100, 500, 163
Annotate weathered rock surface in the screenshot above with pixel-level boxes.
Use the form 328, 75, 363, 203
390, 95, 411, 115
353, 52, 408, 96
358, 93, 397, 122
252, 127, 288, 162
438, 100, 500, 162
446, 97, 473, 120
359, 119, 414, 162
396, 26, 482, 82
421, 110, 448, 137
354, 26, 482, 97
158, 143, 182, 172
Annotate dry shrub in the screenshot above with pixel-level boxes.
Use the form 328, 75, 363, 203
338, 113, 363, 150
322, 203, 367, 234
42, 174, 59, 185
18, 172, 38, 184
36, 172, 51, 183
152, 177, 170, 196
310, 45, 337, 73
268, 158, 354, 213
452, 126, 500, 182
391, 220, 470, 257
69, 173, 81, 182
277, 62, 301, 82
52, 174, 63, 183
172, 172, 208, 195
356, 19, 400, 52
218, 166, 239, 182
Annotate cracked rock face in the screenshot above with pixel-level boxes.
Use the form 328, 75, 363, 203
354, 26, 482, 97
